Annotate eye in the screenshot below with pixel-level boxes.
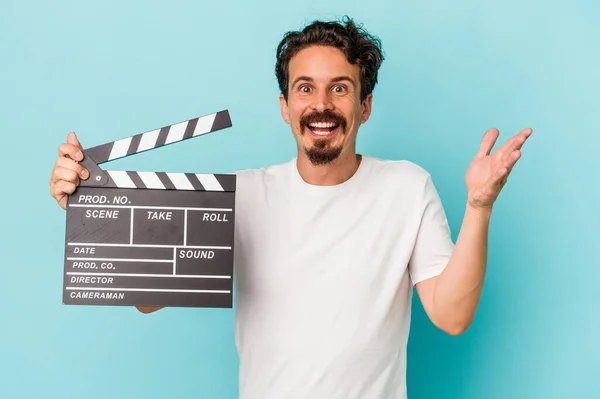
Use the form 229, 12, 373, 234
332, 85, 347, 94
299, 84, 312, 93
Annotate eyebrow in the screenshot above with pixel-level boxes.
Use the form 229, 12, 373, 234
290, 75, 356, 88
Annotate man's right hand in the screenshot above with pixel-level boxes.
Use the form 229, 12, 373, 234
49, 132, 89, 210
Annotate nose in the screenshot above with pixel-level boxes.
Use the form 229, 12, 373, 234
311, 88, 334, 113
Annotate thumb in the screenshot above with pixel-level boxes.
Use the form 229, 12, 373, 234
67, 131, 83, 150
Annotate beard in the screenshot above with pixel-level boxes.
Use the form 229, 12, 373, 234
304, 140, 343, 165
299, 110, 347, 166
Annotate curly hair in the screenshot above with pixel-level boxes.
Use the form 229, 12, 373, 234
275, 16, 385, 103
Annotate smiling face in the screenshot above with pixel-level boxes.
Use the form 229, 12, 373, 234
279, 45, 373, 166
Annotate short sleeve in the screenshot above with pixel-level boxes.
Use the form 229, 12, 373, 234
408, 174, 455, 285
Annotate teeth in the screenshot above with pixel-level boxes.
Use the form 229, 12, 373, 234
308, 122, 337, 129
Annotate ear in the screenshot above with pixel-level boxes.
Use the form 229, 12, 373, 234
279, 93, 291, 124
360, 93, 373, 124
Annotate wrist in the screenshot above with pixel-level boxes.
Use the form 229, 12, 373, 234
466, 202, 493, 221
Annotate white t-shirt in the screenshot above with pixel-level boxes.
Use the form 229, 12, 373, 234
232, 155, 455, 399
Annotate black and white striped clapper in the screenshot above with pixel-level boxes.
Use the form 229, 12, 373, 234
63, 110, 236, 309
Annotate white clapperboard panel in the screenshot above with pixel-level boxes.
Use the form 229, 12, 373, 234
63, 110, 236, 308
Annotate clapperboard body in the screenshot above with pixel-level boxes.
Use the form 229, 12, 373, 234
63, 110, 236, 308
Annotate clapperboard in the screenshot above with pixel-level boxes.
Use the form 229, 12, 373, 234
63, 110, 236, 308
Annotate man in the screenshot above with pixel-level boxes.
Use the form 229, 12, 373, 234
49, 16, 532, 399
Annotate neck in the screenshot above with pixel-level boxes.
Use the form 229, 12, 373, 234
296, 150, 362, 186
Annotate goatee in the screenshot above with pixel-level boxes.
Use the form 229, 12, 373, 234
304, 140, 343, 165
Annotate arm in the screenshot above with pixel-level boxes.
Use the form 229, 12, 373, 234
416, 127, 532, 335
50, 132, 163, 315
415, 205, 490, 335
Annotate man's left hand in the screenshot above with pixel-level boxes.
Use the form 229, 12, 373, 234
465, 127, 533, 210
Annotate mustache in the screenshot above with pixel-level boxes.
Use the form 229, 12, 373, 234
300, 110, 347, 132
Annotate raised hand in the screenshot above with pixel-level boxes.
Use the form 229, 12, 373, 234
49, 132, 89, 209
465, 127, 533, 210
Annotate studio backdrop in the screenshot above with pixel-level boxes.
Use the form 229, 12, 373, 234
1, 0, 598, 398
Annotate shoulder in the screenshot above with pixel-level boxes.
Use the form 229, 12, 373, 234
234, 159, 293, 179
360, 156, 441, 208
361, 155, 431, 186
361, 156, 445, 216
233, 159, 295, 190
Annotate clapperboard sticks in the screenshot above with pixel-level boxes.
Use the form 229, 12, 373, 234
63, 110, 237, 309
79, 110, 234, 190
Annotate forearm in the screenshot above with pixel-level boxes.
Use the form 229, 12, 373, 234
432, 205, 492, 334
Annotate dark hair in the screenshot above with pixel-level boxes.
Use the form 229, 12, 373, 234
275, 16, 385, 103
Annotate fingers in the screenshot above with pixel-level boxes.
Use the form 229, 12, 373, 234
54, 131, 88, 183
508, 128, 532, 153
67, 131, 83, 149
498, 127, 533, 156
476, 128, 500, 158
490, 128, 531, 180
493, 149, 522, 189
507, 149, 522, 169
500, 130, 526, 171
474, 128, 531, 205
51, 156, 89, 183
51, 180, 78, 197
50, 132, 87, 207
49, 180, 78, 209
49, 163, 81, 205
58, 142, 84, 162
51, 165, 80, 186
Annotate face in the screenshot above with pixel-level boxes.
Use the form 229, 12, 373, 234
280, 45, 373, 166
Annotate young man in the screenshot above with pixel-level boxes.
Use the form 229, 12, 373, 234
49, 17, 532, 399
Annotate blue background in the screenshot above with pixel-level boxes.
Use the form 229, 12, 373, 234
1, 0, 599, 398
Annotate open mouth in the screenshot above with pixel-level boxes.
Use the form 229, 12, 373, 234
306, 121, 340, 138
